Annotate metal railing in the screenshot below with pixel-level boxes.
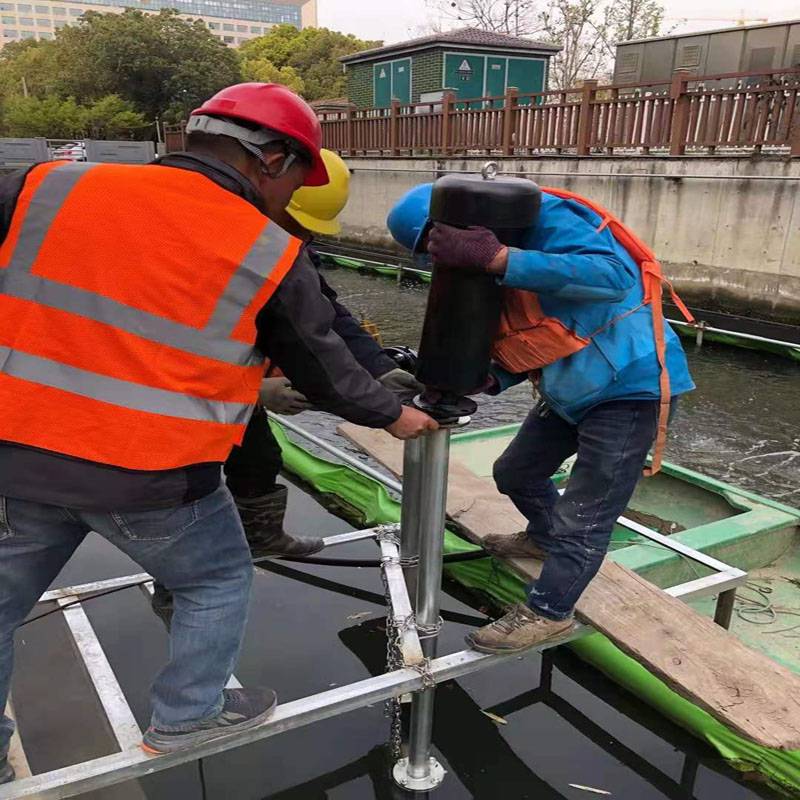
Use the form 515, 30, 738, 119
317, 68, 800, 158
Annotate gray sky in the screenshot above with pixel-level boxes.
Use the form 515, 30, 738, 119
319, 0, 798, 45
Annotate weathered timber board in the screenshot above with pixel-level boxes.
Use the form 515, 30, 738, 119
338, 423, 800, 750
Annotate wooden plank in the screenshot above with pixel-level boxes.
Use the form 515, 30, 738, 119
339, 423, 800, 751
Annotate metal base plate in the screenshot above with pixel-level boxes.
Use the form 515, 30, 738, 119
393, 757, 446, 791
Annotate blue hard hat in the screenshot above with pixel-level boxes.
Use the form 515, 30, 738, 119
387, 183, 434, 254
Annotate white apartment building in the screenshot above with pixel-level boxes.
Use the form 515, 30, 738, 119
0, 0, 316, 47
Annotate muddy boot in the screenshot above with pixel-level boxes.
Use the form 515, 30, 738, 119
235, 485, 324, 558
482, 531, 547, 560
466, 603, 574, 654
151, 582, 174, 632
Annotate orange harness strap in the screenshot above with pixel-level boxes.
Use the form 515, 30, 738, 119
542, 187, 695, 475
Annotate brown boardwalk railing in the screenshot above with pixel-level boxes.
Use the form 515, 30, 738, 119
315, 68, 800, 158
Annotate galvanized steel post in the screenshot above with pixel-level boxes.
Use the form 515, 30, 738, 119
400, 437, 424, 598
393, 427, 451, 791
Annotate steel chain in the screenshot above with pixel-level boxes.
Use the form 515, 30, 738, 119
377, 523, 405, 760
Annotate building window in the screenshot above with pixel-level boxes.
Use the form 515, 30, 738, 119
236, 23, 246, 31
38, 29, 50, 36
249, 25, 260, 33
207, 20, 218, 28
34, 3, 47, 10
52, 4, 64, 11
3, 27, 17, 35
0, 3, 13, 9
18, 15, 32, 23
54, 17, 66, 24
16, 2, 30, 9
36, 16, 51, 24
223, 34, 233, 42
222, 22, 233, 30
2, 14, 15, 21
20, 28, 34, 36
68, 6, 81, 13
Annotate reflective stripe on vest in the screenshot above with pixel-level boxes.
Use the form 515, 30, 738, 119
0, 161, 302, 469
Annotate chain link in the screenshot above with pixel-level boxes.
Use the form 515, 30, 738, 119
412, 657, 437, 691
413, 616, 443, 640
378, 524, 405, 760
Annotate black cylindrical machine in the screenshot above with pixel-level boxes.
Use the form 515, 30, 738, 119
414, 168, 541, 421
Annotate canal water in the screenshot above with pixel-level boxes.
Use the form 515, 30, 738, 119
10, 269, 796, 800
323, 267, 800, 508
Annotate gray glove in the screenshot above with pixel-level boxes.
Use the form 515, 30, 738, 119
378, 368, 424, 403
259, 377, 312, 416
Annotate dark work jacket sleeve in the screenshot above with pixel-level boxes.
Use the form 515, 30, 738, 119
318, 273, 397, 379
0, 168, 30, 243
256, 251, 402, 428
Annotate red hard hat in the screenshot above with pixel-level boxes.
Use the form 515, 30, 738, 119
192, 83, 328, 186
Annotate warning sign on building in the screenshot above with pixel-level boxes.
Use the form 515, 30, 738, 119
379, 68, 387, 78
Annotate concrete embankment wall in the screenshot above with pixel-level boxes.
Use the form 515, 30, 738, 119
337, 156, 800, 324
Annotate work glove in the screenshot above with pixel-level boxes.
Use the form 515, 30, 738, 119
427, 223, 505, 272
378, 368, 424, 404
259, 377, 312, 416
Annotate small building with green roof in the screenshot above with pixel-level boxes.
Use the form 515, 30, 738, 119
341, 27, 560, 109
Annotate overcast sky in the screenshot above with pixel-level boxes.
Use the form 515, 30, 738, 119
319, 0, 798, 45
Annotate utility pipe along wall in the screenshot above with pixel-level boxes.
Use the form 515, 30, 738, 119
333, 157, 800, 325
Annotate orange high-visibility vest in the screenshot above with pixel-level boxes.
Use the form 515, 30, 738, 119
491, 187, 695, 475
0, 161, 302, 470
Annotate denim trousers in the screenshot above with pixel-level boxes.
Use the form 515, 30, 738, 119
0, 483, 253, 756
493, 398, 661, 621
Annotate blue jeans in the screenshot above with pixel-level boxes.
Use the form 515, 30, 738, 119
493, 399, 661, 621
0, 484, 253, 756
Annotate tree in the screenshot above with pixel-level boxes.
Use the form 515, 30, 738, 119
1, 95, 85, 138
0, 93, 147, 138
238, 26, 381, 100
604, 0, 665, 44
536, 0, 610, 88
427, 0, 539, 36
0, 39, 60, 104
54, 10, 241, 121
423, 0, 668, 88
240, 58, 305, 94
82, 95, 149, 139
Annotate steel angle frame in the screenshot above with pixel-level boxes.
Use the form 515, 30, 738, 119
2, 559, 740, 800
3, 420, 748, 799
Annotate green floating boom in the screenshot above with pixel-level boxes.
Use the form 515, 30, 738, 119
270, 419, 800, 798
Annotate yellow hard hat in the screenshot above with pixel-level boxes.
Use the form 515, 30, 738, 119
287, 149, 350, 236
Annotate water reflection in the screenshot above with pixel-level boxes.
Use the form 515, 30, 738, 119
322, 267, 800, 507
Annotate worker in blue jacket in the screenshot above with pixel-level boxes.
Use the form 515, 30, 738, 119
388, 182, 694, 654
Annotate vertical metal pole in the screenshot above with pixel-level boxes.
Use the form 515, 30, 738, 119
393, 428, 450, 792
400, 437, 423, 599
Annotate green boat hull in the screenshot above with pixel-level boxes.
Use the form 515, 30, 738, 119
271, 419, 800, 796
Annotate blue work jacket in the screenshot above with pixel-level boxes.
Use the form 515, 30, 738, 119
491, 191, 695, 422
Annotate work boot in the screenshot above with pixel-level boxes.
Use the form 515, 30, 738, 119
235, 485, 324, 558
0, 756, 14, 784
141, 688, 278, 755
466, 603, 574, 654
481, 531, 547, 560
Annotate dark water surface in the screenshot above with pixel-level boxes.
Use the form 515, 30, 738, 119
11, 269, 797, 800
325, 267, 800, 507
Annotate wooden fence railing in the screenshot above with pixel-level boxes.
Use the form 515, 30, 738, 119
318, 68, 800, 157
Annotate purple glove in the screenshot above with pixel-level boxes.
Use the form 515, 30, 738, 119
427, 223, 504, 271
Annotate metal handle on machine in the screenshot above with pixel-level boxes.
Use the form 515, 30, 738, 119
481, 161, 498, 180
